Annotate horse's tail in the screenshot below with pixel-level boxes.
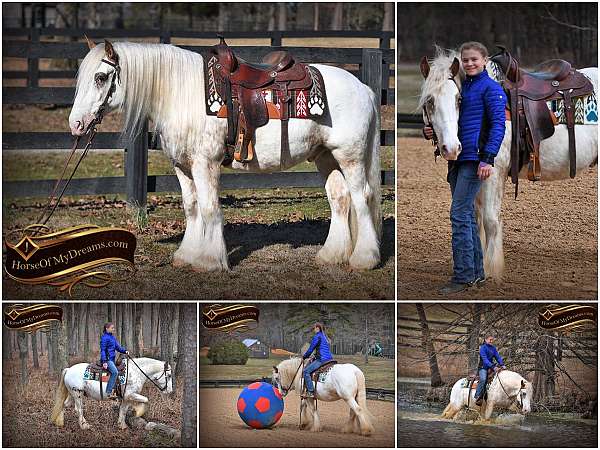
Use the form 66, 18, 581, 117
51, 368, 69, 427
355, 369, 375, 436
366, 87, 382, 243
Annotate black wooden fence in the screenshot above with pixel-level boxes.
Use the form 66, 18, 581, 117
3, 29, 395, 207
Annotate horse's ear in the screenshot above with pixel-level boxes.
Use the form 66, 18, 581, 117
420, 56, 430, 79
85, 35, 96, 50
450, 57, 460, 78
273, 366, 278, 373
104, 39, 118, 62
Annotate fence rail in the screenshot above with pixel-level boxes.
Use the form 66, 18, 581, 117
3, 36, 394, 205
199, 379, 395, 401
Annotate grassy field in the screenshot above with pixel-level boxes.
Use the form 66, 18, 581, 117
200, 355, 395, 390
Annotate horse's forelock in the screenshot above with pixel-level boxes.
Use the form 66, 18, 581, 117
418, 46, 463, 110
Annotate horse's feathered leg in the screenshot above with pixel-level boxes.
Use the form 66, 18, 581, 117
72, 390, 90, 430
172, 165, 198, 268
316, 168, 353, 265
342, 407, 356, 433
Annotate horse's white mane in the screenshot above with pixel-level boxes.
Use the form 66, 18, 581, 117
418, 46, 465, 109
277, 356, 303, 389
76, 42, 205, 145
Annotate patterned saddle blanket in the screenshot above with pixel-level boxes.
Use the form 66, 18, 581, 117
83, 361, 126, 385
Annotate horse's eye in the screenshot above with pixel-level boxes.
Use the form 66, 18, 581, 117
95, 72, 108, 86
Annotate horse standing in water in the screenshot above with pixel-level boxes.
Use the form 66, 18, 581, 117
442, 369, 533, 421
419, 48, 598, 280
272, 357, 374, 435
69, 40, 382, 272
50, 357, 173, 430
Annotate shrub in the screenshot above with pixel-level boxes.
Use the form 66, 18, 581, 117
208, 341, 249, 365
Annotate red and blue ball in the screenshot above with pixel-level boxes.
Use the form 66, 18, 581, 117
237, 381, 284, 429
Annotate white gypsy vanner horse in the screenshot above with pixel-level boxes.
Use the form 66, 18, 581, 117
442, 370, 533, 421
69, 40, 382, 271
419, 47, 598, 279
50, 357, 173, 430
272, 357, 374, 435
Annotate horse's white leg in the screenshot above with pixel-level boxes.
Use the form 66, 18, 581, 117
188, 159, 229, 271
481, 400, 494, 421
308, 399, 321, 432
72, 390, 90, 430
316, 170, 353, 265
344, 397, 373, 436
299, 398, 309, 429
477, 168, 506, 280
335, 158, 380, 269
342, 407, 356, 433
441, 402, 460, 419
118, 400, 130, 429
172, 165, 198, 268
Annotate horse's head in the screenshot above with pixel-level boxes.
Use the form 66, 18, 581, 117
516, 379, 532, 414
155, 361, 174, 395
272, 364, 288, 397
419, 50, 463, 160
69, 38, 124, 136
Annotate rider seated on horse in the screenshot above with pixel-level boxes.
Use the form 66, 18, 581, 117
302, 322, 333, 398
475, 334, 506, 405
100, 322, 129, 399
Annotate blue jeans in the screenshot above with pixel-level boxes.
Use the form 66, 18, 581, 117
105, 360, 119, 394
448, 161, 484, 283
303, 360, 324, 393
474, 368, 488, 399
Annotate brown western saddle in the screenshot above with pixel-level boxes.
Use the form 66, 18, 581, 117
302, 359, 337, 401
466, 368, 497, 407
491, 46, 594, 196
205, 37, 326, 165
85, 360, 126, 399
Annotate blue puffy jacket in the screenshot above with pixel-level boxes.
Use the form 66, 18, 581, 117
303, 331, 333, 362
457, 69, 506, 165
100, 331, 127, 363
479, 342, 504, 370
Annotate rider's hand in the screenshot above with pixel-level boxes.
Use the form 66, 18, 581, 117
477, 162, 493, 181
422, 126, 434, 140
102, 363, 108, 369
502, 365, 507, 370
494, 366, 501, 373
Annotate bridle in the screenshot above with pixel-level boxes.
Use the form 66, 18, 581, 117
422, 75, 462, 161
496, 371, 526, 411
33, 55, 122, 230
278, 359, 304, 397
126, 354, 171, 392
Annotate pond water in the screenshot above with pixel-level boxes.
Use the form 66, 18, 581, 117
397, 400, 597, 447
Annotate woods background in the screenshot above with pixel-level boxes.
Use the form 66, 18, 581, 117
3, 2, 395, 32
397, 3, 598, 66
398, 304, 597, 413
2, 303, 197, 448
201, 303, 395, 360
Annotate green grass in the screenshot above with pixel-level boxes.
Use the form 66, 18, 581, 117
2, 147, 395, 182
199, 355, 395, 390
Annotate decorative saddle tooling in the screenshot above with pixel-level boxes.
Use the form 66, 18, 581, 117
491, 46, 596, 197
83, 360, 126, 399
204, 37, 328, 165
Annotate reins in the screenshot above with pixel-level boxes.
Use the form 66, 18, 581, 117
495, 370, 522, 410
125, 354, 170, 392
33, 56, 121, 232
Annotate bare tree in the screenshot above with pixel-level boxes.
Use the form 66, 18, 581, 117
31, 331, 39, 369
180, 303, 197, 447
416, 304, 443, 386
17, 332, 28, 385
331, 3, 344, 30
277, 3, 287, 31
382, 2, 394, 31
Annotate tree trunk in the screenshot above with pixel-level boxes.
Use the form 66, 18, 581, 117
331, 3, 344, 30
467, 304, 483, 372
56, 312, 69, 375
154, 305, 160, 348
17, 331, 28, 385
134, 303, 143, 356
364, 306, 369, 364
176, 303, 186, 377
160, 304, 174, 367
47, 329, 54, 373
2, 325, 11, 360
84, 303, 90, 359
32, 331, 39, 368
277, 3, 287, 31
313, 3, 320, 30
181, 303, 197, 447
150, 303, 155, 348
382, 2, 394, 31
416, 304, 443, 387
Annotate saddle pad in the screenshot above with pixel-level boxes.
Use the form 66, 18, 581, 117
548, 93, 597, 125
83, 366, 126, 385
315, 366, 334, 383
204, 56, 328, 121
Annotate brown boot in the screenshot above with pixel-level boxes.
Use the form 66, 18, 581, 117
475, 397, 483, 406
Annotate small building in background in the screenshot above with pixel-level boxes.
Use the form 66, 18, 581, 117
242, 338, 269, 359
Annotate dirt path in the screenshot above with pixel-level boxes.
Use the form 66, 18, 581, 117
398, 137, 598, 300
199, 388, 394, 448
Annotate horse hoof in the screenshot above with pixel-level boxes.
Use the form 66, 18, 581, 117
172, 257, 189, 268
349, 250, 379, 270
191, 259, 229, 272
81, 422, 90, 430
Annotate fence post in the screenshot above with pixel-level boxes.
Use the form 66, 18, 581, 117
160, 30, 172, 44
270, 31, 282, 47
379, 32, 391, 105
28, 28, 40, 87
125, 121, 148, 208
360, 48, 382, 110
